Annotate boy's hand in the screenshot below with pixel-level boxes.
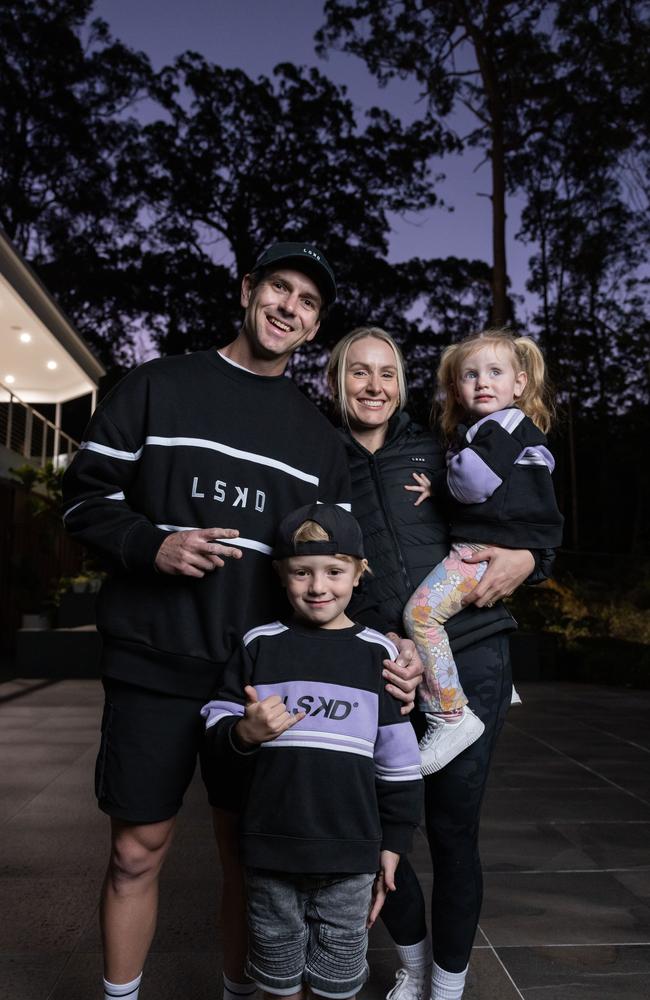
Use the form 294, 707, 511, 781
383, 636, 423, 715
234, 685, 305, 749
462, 547, 534, 607
403, 471, 432, 506
368, 850, 400, 928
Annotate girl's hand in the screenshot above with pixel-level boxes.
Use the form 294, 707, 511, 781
462, 547, 534, 607
404, 472, 432, 507
368, 850, 400, 927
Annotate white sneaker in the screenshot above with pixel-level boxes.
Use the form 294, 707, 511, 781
386, 968, 430, 1000
510, 684, 523, 706
419, 707, 485, 775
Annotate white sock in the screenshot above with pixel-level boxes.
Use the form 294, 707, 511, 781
395, 936, 432, 976
431, 961, 468, 1000
224, 973, 257, 1000
103, 972, 142, 999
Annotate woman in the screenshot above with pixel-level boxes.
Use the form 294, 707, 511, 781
327, 327, 540, 1000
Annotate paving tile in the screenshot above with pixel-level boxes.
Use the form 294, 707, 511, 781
487, 754, 607, 789
559, 821, 650, 870
613, 870, 650, 902
481, 786, 650, 824
0, 878, 99, 951
0, 952, 70, 1000
479, 821, 595, 872
495, 943, 650, 1000
3, 677, 650, 1000
480, 871, 650, 947
0, 743, 92, 768
0, 811, 106, 879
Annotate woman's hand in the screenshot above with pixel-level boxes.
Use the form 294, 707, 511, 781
368, 850, 400, 928
462, 547, 534, 608
403, 472, 432, 507
383, 635, 424, 714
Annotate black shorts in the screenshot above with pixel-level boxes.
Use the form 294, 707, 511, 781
95, 677, 243, 823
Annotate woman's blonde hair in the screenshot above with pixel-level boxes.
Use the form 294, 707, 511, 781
327, 327, 407, 428
435, 329, 554, 440
291, 520, 369, 577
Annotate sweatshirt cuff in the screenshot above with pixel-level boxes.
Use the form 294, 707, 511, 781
381, 822, 416, 856
121, 521, 173, 573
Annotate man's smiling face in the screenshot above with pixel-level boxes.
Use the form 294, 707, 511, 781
238, 268, 322, 371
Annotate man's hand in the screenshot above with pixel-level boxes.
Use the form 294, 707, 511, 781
462, 547, 534, 608
368, 850, 400, 928
383, 635, 424, 715
155, 527, 243, 577
234, 685, 305, 749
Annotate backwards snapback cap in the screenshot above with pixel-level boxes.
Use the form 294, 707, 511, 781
252, 242, 337, 305
273, 503, 365, 560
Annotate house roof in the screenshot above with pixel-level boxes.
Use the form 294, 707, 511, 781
0, 228, 105, 404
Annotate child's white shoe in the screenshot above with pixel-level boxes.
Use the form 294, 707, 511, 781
386, 968, 430, 1000
419, 707, 485, 775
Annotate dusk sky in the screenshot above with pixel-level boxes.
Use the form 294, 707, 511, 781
94, 0, 532, 312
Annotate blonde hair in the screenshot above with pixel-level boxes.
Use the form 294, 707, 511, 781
291, 520, 369, 577
435, 329, 554, 440
327, 327, 407, 428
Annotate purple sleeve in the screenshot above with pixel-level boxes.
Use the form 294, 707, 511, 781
447, 409, 531, 505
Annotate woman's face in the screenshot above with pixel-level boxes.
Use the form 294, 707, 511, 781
343, 337, 400, 432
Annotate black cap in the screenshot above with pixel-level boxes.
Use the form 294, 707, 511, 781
252, 242, 337, 305
273, 503, 365, 560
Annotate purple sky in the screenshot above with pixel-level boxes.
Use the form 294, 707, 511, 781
94, 0, 532, 313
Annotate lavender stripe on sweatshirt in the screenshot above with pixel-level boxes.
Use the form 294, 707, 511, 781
255, 681, 379, 741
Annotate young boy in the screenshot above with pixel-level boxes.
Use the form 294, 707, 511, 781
202, 503, 422, 1000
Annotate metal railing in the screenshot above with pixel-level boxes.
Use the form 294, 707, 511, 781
0, 382, 80, 468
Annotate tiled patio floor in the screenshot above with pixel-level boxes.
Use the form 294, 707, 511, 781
1, 679, 649, 999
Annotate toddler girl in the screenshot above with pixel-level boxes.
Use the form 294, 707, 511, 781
403, 329, 563, 774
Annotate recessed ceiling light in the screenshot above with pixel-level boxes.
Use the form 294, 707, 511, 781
46, 360, 58, 370
19, 332, 32, 343
5, 374, 15, 384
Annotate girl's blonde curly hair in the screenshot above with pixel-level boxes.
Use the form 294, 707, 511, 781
435, 329, 555, 440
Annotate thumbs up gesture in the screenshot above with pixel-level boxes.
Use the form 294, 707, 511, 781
234, 685, 305, 749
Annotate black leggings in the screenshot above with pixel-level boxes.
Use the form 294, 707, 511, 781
380, 632, 512, 973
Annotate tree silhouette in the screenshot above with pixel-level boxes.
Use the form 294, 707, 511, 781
0, 0, 153, 363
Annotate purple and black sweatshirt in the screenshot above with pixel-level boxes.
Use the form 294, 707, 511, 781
202, 620, 423, 874
447, 407, 564, 549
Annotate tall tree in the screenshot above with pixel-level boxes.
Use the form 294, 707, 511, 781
134, 56, 458, 356
317, 0, 553, 325
511, 0, 650, 548
0, 0, 153, 363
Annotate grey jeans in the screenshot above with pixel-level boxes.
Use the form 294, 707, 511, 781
245, 869, 375, 997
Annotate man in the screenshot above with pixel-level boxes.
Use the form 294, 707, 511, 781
62, 243, 420, 1000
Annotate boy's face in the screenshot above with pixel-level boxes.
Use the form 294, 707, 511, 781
277, 554, 363, 630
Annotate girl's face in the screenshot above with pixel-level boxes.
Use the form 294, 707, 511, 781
454, 343, 527, 419
343, 337, 401, 432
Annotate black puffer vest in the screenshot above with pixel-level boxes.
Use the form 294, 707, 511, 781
342, 412, 516, 652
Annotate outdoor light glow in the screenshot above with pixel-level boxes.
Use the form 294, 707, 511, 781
19, 332, 32, 343
46, 360, 58, 370
5, 375, 15, 384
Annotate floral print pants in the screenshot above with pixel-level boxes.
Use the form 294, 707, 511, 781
402, 542, 487, 713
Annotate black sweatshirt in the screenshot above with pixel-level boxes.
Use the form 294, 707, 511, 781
202, 620, 422, 873
61, 349, 350, 698
341, 413, 521, 646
